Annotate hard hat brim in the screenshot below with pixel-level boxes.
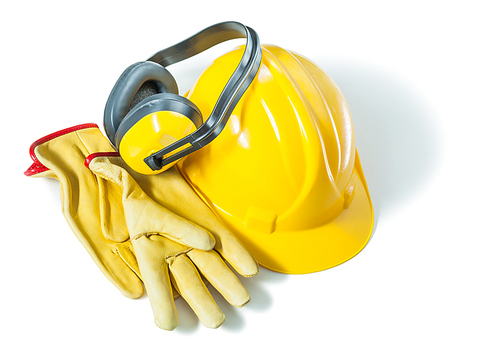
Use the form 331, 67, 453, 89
186, 149, 374, 274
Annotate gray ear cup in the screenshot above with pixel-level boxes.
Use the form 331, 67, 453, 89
103, 61, 178, 146
114, 92, 203, 149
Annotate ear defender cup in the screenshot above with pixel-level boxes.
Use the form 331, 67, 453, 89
103, 22, 262, 174
104, 61, 179, 146
104, 61, 202, 174
117, 92, 203, 175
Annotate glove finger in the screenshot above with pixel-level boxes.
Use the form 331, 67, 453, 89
213, 230, 259, 278
115, 241, 180, 299
168, 254, 225, 329
132, 236, 179, 331
114, 242, 141, 279
154, 167, 259, 277
94, 242, 144, 299
133, 199, 215, 251
188, 249, 250, 307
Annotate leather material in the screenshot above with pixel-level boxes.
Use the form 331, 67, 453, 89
26, 124, 145, 299
89, 155, 258, 329
25, 123, 258, 330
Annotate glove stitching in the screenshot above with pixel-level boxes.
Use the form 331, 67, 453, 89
130, 232, 195, 261
131, 232, 197, 250
164, 248, 193, 261
131, 232, 162, 241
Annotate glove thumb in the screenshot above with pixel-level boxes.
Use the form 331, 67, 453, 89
88, 155, 216, 251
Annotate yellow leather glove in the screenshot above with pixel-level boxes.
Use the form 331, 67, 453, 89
25, 123, 258, 330
25, 124, 149, 298
88, 155, 258, 330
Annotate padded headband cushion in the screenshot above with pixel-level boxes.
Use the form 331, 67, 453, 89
103, 61, 179, 146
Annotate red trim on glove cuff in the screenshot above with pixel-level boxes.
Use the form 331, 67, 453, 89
24, 123, 100, 177
24, 162, 50, 177
84, 152, 121, 169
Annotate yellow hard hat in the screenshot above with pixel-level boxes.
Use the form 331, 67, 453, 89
179, 45, 374, 274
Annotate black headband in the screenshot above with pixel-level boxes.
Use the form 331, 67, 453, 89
143, 21, 262, 171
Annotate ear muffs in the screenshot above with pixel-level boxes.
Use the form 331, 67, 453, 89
104, 61, 180, 146
116, 92, 202, 147
103, 21, 262, 175
103, 61, 203, 174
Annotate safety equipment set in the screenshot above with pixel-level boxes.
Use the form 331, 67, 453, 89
25, 21, 374, 330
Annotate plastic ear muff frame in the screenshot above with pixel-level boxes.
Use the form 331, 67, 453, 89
103, 21, 262, 174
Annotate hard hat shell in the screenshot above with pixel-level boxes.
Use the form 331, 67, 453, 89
179, 45, 374, 274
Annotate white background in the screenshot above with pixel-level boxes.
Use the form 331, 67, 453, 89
2, 1, 499, 360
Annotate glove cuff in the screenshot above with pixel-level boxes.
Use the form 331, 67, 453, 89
24, 123, 113, 176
